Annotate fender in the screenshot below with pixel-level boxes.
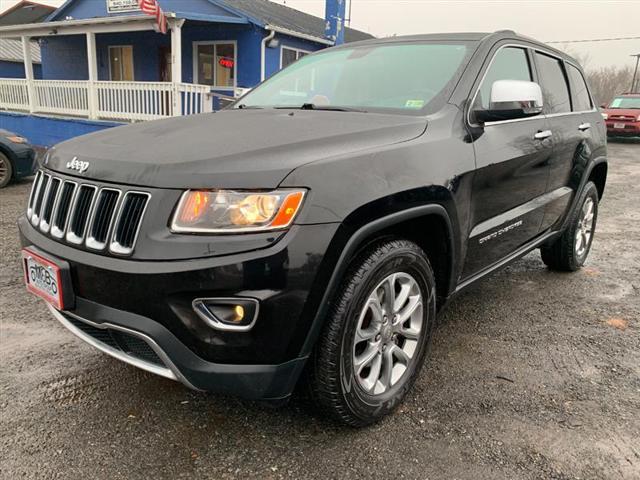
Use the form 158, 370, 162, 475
558, 155, 607, 233
299, 203, 455, 357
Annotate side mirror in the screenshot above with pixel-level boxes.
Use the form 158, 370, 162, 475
600, 103, 607, 109
475, 80, 543, 123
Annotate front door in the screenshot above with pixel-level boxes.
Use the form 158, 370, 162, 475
159, 46, 171, 82
463, 45, 553, 278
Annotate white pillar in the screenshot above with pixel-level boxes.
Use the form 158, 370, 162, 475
21, 36, 36, 113
86, 32, 98, 119
170, 19, 184, 116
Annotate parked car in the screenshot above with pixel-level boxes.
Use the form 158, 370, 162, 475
601, 93, 640, 137
19, 30, 607, 427
0, 129, 36, 188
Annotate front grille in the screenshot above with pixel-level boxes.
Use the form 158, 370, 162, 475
65, 315, 164, 367
26, 170, 150, 256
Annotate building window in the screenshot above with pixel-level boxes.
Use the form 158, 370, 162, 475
194, 41, 236, 89
281, 47, 310, 69
109, 46, 134, 81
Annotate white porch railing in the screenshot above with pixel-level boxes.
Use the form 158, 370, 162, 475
0, 78, 214, 122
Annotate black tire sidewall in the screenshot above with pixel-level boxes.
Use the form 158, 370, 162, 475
336, 243, 436, 423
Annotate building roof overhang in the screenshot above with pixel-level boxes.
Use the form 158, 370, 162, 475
0, 11, 248, 39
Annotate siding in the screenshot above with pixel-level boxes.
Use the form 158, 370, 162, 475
0, 61, 43, 79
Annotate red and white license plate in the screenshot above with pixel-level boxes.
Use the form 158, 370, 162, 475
22, 248, 65, 310
613, 123, 625, 129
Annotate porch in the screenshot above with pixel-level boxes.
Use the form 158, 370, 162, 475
0, 14, 254, 122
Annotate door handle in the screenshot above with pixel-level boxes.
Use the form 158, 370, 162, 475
534, 130, 552, 140
578, 122, 591, 131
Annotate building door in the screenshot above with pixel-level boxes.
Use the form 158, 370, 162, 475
159, 46, 171, 82
108, 46, 134, 81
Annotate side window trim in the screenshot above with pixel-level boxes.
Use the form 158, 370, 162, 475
564, 60, 596, 113
532, 50, 573, 115
466, 42, 536, 127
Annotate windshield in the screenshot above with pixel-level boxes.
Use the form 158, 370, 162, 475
609, 96, 640, 109
237, 42, 472, 115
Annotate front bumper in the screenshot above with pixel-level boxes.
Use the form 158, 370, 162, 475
19, 216, 340, 400
606, 121, 640, 137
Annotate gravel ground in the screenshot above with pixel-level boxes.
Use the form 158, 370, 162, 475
1, 141, 638, 480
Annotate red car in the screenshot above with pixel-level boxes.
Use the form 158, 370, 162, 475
602, 93, 640, 137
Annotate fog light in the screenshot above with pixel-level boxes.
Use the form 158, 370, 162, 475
192, 298, 259, 332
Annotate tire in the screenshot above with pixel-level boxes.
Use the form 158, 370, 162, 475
541, 181, 599, 272
307, 238, 437, 427
0, 152, 13, 188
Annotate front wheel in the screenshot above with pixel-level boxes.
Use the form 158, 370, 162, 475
307, 239, 436, 427
0, 152, 13, 188
541, 181, 599, 271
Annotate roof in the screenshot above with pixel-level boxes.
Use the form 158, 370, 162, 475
213, 0, 373, 43
0, 1, 56, 26
0, 37, 41, 62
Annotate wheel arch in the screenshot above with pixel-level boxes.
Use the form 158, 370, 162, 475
299, 202, 456, 358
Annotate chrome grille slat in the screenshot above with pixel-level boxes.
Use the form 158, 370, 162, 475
27, 171, 43, 218
66, 185, 98, 245
39, 178, 61, 233
51, 181, 77, 239
26, 170, 150, 256
31, 174, 50, 226
86, 189, 121, 251
110, 192, 150, 256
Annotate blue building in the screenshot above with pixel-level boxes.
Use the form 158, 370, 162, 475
0, 0, 372, 146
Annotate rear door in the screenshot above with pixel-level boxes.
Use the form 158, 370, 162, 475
532, 51, 587, 231
463, 45, 553, 278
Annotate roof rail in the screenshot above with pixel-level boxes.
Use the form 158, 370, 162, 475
494, 29, 516, 35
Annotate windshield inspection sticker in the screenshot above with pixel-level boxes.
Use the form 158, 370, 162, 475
405, 99, 425, 109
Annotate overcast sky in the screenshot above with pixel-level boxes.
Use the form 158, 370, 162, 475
1, 0, 638, 70
274, 0, 640, 70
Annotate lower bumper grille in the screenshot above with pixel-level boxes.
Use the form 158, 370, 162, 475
65, 316, 164, 367
47, 304, 180, 382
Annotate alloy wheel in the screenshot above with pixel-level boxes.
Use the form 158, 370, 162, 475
352, 272, 424, 395
575, 197, 595, 257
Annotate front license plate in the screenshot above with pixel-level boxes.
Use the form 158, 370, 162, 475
614, 123, 625, 129
22, 248, 65, 310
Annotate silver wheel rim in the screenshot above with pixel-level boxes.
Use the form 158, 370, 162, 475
352, 272, 423, 395
575, 197, 595, 257
0, 156, 8, 184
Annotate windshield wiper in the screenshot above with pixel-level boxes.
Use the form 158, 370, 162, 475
275, 104, 368, 113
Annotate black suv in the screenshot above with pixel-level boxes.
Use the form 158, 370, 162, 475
19, 31, 607, 426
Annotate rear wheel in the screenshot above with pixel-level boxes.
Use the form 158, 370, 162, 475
0, 152, 13, 188
541, 181, 599, 271
307, 239, 436, 427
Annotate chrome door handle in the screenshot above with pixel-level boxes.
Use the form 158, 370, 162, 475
534, 130, 552, 140
578, 123, 591, 131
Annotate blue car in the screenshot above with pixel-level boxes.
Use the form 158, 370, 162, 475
0, 129, 37, 188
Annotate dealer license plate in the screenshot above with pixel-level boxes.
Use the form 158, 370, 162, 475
614, 123, 625, 129
22, 248, 65, 310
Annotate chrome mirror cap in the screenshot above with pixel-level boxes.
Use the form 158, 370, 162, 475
475, 80, 544, 123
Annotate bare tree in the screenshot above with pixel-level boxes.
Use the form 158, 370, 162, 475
559, 47, 634, 106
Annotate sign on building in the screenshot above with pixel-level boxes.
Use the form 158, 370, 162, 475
107, 0, 141, 13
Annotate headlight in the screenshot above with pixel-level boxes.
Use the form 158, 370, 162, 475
171, 189, 306, 233
601, 113, 608, 120
6, 135, 28, 144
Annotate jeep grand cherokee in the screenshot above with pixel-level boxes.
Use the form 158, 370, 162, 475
19, 31, 607, 426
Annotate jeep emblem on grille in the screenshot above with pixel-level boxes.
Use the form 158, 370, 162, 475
66, 157, 90, 173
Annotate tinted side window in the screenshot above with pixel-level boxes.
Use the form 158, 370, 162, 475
478, 47, 532, 109
535, 53, 571, 113
566, 64, 593, 111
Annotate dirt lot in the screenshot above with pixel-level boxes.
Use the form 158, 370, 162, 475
1, 142, 638, 480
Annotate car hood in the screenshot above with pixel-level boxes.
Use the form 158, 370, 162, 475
604, 108, 640, 118
45, 110, 427, 189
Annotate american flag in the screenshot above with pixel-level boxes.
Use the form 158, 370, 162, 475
138, 0, 167, 34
